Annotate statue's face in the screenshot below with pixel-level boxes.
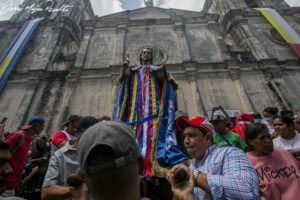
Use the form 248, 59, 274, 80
141, 48, 152, 64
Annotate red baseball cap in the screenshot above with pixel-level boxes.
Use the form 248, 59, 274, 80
236, 113, 253, 121
176, 116, 215, 135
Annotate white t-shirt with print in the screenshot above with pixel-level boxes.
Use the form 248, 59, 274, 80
273, 133, 300, 150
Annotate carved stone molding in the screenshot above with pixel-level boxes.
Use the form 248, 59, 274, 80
174, 23, 185, 31
84, 26, 94, 35
116, 25, 127, 34
227, 65, 241, 81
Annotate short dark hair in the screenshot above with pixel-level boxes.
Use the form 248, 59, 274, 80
77, 116, 99, 133
244, 123, 268, 152
273, 116, 294, 129
263, 107, 278, 115
253, 112, 262, 119
280, 110, 294, 117
183, 123, 208, 136
0, 142, 9, 150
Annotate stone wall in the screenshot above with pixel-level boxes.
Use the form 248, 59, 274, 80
0, 3, 299, 135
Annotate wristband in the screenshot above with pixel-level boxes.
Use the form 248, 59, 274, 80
192, 169, 201, 186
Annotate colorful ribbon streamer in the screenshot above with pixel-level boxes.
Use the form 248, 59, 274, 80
0, 18, 44, 93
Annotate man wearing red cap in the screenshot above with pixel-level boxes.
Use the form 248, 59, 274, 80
210, 115, 246, 150
229, 113, 253, 141
2, 117, 44, 197
51, 115, 81, 153
167, 116, 259, 200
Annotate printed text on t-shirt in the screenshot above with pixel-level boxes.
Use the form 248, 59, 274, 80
257, 165, 298, 182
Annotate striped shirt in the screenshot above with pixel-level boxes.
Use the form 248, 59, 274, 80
189, 145, 260, 200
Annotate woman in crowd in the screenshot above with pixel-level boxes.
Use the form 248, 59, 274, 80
262, 107, 278, 135
294, 108, 300, 133
273, 116, 300, 161
244, 123, 300, 200
252, 112, 263, 123
229, 113, 253, 141
273, 116, 300, 150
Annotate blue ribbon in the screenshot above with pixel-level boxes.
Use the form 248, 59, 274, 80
125, 114, 158, 125
216, 132, 232, 146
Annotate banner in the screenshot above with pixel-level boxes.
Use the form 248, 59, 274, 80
255, 8, 300, 58
0, 18, 44, 94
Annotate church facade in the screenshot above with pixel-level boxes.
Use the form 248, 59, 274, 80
0, 0, 299, 134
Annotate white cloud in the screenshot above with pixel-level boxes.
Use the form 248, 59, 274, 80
0, 0, 24, 21
284, 0, 300, 7
0, 0, 124, 20
140, 0, 205, 11
158, 0, 205, 11
90, 0, 124, 17
1, 0, 299, 21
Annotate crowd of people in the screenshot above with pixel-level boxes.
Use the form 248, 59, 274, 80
0, 105, 298, 200
0, 42, 299, 200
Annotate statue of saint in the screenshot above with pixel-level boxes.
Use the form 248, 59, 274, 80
144, 0, 154, 7
114, 47, 189, 177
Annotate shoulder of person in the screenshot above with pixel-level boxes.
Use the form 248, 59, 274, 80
273, 147, 291, 156
228, 131, 241, 137
214, 145, 243, 157
273, 137, 280, 143
273, 148, 300, 163
52, 131, 68, 139
5, 131, 23, 140
54, 142, 70, 155
53, 130, 65, 135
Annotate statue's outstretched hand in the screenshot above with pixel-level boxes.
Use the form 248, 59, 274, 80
123, 62, 128, 69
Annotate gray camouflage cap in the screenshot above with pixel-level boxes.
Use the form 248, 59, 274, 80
78, 121, 140, 175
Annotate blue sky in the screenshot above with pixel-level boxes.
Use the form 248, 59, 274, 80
0, 0, 300, 20
121, 0, 141, 10
91, 0, 300, 17
89, 0, 206, 17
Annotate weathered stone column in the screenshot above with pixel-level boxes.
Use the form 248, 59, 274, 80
10, 74, 40, 130
110, 79, 119, 118
185, 63, 205, 116
114, 25, 127, 65
190, 75, 206, 116
174, 21, 191, 62
236, 23, 269, 60
176, 88, 188, 112
75, 27, 94, 68
263, 64, 291, 110
55, 73, 80, 131
229, 68, 254, 112
207, 21, 231, 60
268, 79, 291, 110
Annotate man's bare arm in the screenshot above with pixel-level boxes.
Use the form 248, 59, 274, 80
22, 166, 39, 185
219, 106, 231, 121
41, 185, 71, 200
296, 108, 300, 122
195, 173, 211, 195
210, 109, 215, 121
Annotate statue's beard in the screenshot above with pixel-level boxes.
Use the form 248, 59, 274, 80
142, 57, 151, 63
